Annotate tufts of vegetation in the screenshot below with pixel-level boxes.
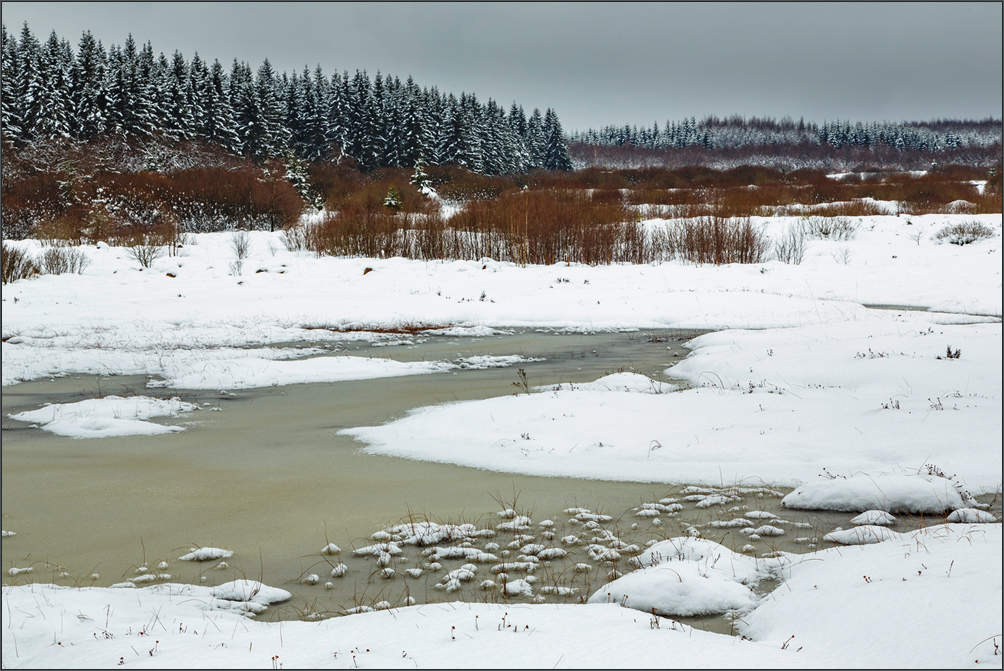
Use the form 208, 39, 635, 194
39, 246, 91, 276
801, 216, 859, 241
932, 221, 995, 246
1, 242, 41, 284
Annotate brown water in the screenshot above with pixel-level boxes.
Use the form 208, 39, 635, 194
3, 329, 998, 635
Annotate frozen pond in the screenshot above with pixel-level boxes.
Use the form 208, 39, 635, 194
2, 329, 998, 634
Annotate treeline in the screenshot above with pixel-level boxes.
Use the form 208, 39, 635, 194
0, 22, 572, 173
569, 115, 1002, 171
572, 115, 1001, 153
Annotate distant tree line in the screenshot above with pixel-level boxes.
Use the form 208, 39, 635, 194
0, 22, 573, 173
571, 115, 1001, 153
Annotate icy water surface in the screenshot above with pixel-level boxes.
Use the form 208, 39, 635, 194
3, 329, 998, 634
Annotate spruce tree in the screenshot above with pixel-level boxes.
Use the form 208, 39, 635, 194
71, 30, 107, 140
165, 50, 195, 140
17, 23, 43, 141
525, 108, 545, 169
542, 108, 571, 170
1, 24, 23, 143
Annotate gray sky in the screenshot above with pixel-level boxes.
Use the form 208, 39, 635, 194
3, 2, 1001, 131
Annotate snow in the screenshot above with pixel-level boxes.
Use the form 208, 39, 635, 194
146, 353, 454, 390
947, 508, 999, 523
342, 319, 1001, 492
781, 472, 970, 514
178, 547, 233, 562
590, 537, 789, 617
2, 213, 1002, 668
23, 529, 999, 668
3, 215, 1000, 389
3, 584, 847, 669
741, 524, 1002, 667
823, 525, 901, 545
7, 395, 197, 438
211, 579, 291, 607
849, 510, 897, 526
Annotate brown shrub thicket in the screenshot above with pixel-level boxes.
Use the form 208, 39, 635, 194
653, 216, 770, 265
2, 162, 304, 241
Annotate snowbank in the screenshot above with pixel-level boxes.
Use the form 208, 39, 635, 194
741, 523, 1003, 667
7, 395, 197, 438
781, 472, 971, 514
4, 214, 1000, 387
343, 320, 1002, 492
588, 538, 788, 617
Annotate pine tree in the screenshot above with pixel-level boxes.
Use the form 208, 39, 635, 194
436, 93, 465, 167
525, 108, 545, 169
16, 23, 43, 141
324, 70, 350, 159
1, 24, 23, 143
399, 78, 427, 168
459, 92, 483, 173
165, 50, 195, 140
202, 59, 239, 152
188, 52, 210, 140
542, 108, 571, 170
411, 156, 432, 190
71, 30, 107, 140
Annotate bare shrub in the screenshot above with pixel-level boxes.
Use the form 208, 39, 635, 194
932, 221, 995, 245
802, 216, 859, 240
230, 230, 252, 260
668, 216, 770, 265
229, 230, 252, 275
123, 230, 166, 269
1, 243, 40, 284
802, 200, 889, 217
774, 223, 807, 264
39, 246, 91, 275
280, 224, 309, 252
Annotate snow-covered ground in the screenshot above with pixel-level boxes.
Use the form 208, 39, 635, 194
3, 524, 999, 668
2, 211, 1001, 668
2, 213, 999, 387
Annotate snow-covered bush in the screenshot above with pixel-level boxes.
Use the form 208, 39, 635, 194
932, 220, 994, 245
802, 216, 858, 240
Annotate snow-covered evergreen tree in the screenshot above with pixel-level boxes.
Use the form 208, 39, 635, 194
204, 58, 240, 152
525, 108, 546, 169
1, 24, 23, 143
70, 30, 107, 140
542, 108, 571, 170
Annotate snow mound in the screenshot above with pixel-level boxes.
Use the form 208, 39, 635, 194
179, 547, 233, 562
589, 562, 757, 617
500, 578, 534, 596
946, 508, 998, 523
8, 395, 197, 438
593, 538, 788, 617
562, 372, 675, 394
823, 525, 901, 545
781, 473, 967, 514
850, 510, 897, 526
210, 579, 291, 614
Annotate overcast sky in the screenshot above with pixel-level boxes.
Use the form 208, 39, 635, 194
3, 2, 1001, 131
